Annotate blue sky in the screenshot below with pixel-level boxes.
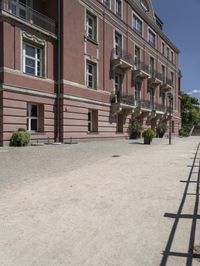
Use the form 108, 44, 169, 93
152, 0, 200, 100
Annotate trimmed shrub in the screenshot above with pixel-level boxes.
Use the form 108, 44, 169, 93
179, 128, 190, 137
10, 128, 31, 147
129, 121, 143, 139
142, 129, 156, 140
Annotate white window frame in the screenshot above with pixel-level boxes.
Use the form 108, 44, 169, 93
86, 12, 96, 41
134, 45, 141, 69
86, 60, 97, 89
23, 42, 42, 77
114, 31, 122, 56
133, 13, 143, 36
171, 51, 174, 63
102, 0, 110, 9
27, 103, 38, 132
141, 0, 149, 12
88, 111, 93, 133
148, 29, 156, 48
115, 0, 122, 18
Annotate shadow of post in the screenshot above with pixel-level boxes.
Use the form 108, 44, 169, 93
160, 143, 200, 266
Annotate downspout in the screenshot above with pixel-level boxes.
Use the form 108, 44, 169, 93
56, 0, 61, 142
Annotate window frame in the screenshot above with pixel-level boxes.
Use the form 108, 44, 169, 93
133, 13, 143, 36
148, 29, 156, 48
115, 0, 122, 18
86, 11, 97, 42
86, 60, 97, 89
161, 42, 165, 56
102, 0, 110, 9
27, 103, 38, 132
23, 42, 43, 77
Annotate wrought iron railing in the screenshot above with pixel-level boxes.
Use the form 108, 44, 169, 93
166, 78, 173, 87
0, 0, 56, 34
138, 99, 152, 110
154, 103, 166, 112
111, 92, 135, 106
112, 48, 134, 65
134, 61, 150, 74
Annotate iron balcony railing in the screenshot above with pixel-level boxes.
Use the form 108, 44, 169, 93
111, 92, 135, 106
112, 48, 134, 65
166, 78, 173, 87
154, 103, 166, 112
149, 69, 163, 81
138, 99, 152, 110
0, 0, 56, 34
134, 61, 150, 74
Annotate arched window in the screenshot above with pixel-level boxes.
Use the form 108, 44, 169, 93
141, 0, 149, 12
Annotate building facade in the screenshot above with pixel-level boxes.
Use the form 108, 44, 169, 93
0, 0, 181, 145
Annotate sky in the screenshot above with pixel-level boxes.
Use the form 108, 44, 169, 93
152, 0, 200, 100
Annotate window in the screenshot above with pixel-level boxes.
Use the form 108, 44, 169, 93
88, 110, 98, 133
161, 65, 165, 82
133, 15, 143, 35
166, 47, 170, 59
103, 0, 110, 8
161, 42, 165, 55
86, 12, 97, 41
23, 42, 42, 77
148, 30, 156, 47
115, 0, 122, 18
171, 51, 174, 63
149, 57, 154, 76
27, 104, 38, 132
134, 46, 140, 68
171, 72, 174, 85
115, 32, 122, 56
141, 0, 149, 12
9, 0, 27, 19
86, 61, 97, 89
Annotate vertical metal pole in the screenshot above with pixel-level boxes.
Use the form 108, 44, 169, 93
56, 0, 61, 142
169, 96, 172, 145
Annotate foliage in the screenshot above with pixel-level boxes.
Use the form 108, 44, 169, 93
179, 128, 190, 137
10, 128, 31, 147
156, 122, 167, 138
129, 121, 142, 139
142, 129, 156, 140
181, 93, 200, 131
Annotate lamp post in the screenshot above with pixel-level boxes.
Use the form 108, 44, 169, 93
167, 92, 173, 145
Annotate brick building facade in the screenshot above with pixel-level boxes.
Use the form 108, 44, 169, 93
0, 0, 181, 145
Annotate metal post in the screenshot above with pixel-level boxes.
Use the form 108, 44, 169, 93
168, 93, 173, 145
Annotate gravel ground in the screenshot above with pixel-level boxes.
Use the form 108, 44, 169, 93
0, 136, 200, 266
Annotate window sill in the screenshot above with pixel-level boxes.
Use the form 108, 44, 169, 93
86, 37, 99, 46
23, 72, 45, 80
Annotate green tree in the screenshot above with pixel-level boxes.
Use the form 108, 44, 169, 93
181, 93, 200, 131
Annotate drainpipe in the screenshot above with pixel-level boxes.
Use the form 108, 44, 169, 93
56, 0, 61, 142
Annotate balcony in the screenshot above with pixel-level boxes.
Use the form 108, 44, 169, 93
148, 70, 162, 87
111, 93, 135, 115
111, 48, 133, 72
154, 103, 166, 113
133, 61, 150, 79
161, 78, 174, 92
0, 0, 56, 35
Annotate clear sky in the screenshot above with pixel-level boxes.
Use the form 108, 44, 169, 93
152, 0, 200, 100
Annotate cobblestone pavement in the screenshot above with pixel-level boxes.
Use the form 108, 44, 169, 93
0, 136, 200, 266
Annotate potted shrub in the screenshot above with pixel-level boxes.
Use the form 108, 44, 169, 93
142, 129, 156, 144
10, 128, 31, 147
129, 121, 142, 139
156, 122, 167, 138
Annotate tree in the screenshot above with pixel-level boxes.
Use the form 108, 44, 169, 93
181, 93, 200, 131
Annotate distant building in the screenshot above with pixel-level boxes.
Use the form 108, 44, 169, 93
0, 0, 181, 145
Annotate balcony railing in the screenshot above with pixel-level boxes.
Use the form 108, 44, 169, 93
138, 99, 152, 110
166, 78, 173, 87
135, 61, 150, 74
0, 0, 56, 34
112, 48, 134, 66
111, 92, 135, 106
154, 103, 166, 112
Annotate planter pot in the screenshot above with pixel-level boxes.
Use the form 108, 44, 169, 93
144, 137, 152, 144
